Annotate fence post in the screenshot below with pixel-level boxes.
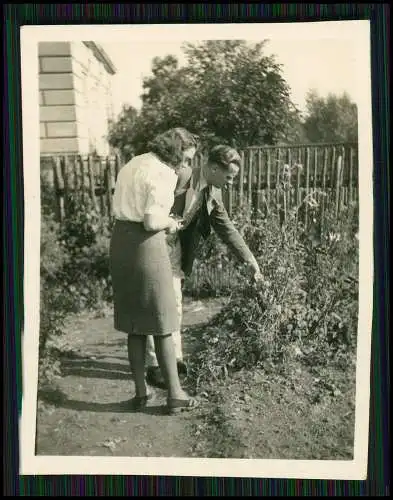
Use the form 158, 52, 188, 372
340, 146, 346, 213
286, 148, 292, 211
266, 150, 271, 209
349, 146, 354, 204
320, 147, 328, 235
239, 150, 245, 207
72, 155, 79, 193
98, 157, 104, 215
53, 156, 64, 222
78, 155, 85, 204
62, 156, 70, 216
330, 146, 336, 201
247, 150, 253, 210
106, 157, 113, 217
256, 148, 262, 213
275, 148, 281, 207
335, 154, 343, 218
295, 148, 302, 228
87, 155, 98, 212
313, 147, 318, 199
304, 147, 310, 227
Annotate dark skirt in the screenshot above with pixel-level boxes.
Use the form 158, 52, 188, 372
109, 220, 180, 336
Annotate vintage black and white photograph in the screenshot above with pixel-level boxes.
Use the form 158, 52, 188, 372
20, 21, 373, 478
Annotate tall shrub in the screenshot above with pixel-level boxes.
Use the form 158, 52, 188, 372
186, 196, 359, 391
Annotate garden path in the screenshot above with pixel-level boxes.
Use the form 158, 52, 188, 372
36, 297, 226, 458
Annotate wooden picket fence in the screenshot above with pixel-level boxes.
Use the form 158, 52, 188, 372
41, 142, 358, 225
41, 154, 122, 222
193, 142, 359, 220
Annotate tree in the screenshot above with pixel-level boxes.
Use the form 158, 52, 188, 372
179, 40, 298, 148
303, 90, 358, 143
140, 55, 184, 106
278, 108, 308, 145
108, 40, 301, 157
107, 104, 139, 162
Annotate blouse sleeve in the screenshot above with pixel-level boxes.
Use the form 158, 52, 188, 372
144, 169, 177, 217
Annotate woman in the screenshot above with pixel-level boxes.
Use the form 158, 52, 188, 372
109, 128, 199, 414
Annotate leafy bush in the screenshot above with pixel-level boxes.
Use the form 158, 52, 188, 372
39, 211, 69, 386
39, 188, 114, 387
57, 192, 113, 311
186, 199, 359, 392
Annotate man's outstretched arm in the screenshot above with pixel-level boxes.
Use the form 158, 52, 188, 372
209, 198, 262, 277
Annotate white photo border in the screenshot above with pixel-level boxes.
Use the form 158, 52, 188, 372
20, 20, 374, 479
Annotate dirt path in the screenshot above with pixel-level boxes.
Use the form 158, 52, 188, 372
36, 297, 227, 457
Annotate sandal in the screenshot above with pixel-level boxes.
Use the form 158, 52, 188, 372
166, 397, 199, 415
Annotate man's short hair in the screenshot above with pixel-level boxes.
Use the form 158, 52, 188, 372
208, 145, 241, 170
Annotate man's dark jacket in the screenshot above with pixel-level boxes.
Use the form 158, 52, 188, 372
170, 165, 256, 277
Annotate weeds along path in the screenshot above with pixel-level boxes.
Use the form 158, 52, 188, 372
36, 297, 227, 458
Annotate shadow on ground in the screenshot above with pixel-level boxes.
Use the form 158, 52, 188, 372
61, 358, 131, 380
38, 386, 169, 416
94, 339, 127, 348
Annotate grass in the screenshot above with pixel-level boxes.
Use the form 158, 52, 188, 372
187, 360, 356, 460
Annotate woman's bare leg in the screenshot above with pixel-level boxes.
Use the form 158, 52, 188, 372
127, 334, 148, 398
153, 334, 187, 400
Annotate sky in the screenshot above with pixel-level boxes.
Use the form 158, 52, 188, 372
101, 37, 358, 119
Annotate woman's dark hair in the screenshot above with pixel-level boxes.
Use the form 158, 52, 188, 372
147, 128, 200, 167
208, 145, 241, 170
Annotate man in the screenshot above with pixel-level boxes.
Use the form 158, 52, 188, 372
145, 145, 263, 388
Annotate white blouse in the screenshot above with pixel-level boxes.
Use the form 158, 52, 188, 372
112, 152, 178, 222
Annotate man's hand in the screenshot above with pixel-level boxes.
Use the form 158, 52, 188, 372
253, 271, 271, 288
253, 270, 264, 283
246, 259, 264, 284
249, 266, 270, 286
167, 217, 183, 234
